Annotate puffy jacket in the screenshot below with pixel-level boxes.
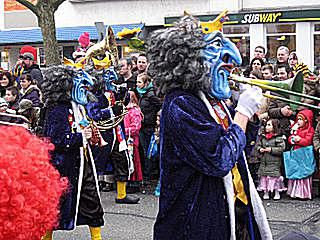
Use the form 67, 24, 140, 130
138, 87, 161, 128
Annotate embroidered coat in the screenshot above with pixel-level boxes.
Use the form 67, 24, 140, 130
154, 89, 271, 240
44, 101, 102, 230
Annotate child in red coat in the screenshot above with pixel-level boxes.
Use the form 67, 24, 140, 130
287, 109, 315, 199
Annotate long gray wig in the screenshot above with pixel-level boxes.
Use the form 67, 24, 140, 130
147, 16, 210, 97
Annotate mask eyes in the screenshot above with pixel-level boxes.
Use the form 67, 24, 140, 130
209, 40, 223, 48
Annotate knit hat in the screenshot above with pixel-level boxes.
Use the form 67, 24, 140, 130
78, 32, 90, 48
20, 45, 37, 61
18, 99, 33, 113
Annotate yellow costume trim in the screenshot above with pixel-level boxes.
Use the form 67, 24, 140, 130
232, 165, 248, 205
200, 9, 228, 34
92, 55, 112, 70
63, 57, 86, 69
213, 103, 248, 205
117, 27, 141, 39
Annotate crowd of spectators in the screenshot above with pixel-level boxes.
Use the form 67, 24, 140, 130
3, 42, 320, 199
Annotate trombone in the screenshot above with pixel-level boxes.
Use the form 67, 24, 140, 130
229, 71, 320, 111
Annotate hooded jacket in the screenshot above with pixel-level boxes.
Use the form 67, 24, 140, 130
288, 109, 314, 150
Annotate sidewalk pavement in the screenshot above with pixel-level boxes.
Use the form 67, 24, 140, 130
53, 192, 320, 240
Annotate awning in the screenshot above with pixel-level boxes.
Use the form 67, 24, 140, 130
0, 23, 145, 46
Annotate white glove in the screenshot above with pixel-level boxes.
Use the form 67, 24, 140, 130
235, 86, 263, 119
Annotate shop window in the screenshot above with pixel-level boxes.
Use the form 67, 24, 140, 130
314, 23, 320, 73
266, 23, 296, 64
223, 25, 250, 67
0, 50, 9, 70
63, 46, 75, 60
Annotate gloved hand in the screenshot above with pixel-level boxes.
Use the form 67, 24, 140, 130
112, 103, 123, 116
235, 86, 263, 119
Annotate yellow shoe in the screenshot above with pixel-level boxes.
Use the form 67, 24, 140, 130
42, 231, 53, 240
89, 226, 102, 240
116, 181, 126, 200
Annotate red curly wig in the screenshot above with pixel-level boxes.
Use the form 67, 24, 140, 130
0, 126, 68, 240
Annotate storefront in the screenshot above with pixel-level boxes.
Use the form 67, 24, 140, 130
165, 9, 320, 72
0, 23, 145, 69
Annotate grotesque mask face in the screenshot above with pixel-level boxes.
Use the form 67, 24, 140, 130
202, 31, 242, 100
103, 66, 118, 92
72, 69, 94, 105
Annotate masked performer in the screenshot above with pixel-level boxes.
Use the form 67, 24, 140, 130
0, 126, 67, 240
147, 14, 272, 240
83, 26, 139, 204
40, 66, 104, 240
86, 65, 139, 204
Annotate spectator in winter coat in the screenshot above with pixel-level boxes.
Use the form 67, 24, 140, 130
136, 73, 162, 181
287, 109, 315, 199
19, 74, 42, 107
19, 45, 43, 87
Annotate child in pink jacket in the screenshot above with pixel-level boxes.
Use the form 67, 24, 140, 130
124, 91, 143, 182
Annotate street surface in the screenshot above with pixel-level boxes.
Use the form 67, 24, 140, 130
54, 191, 320, 240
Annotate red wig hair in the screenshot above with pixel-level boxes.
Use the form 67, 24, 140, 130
0, 126, 67, 240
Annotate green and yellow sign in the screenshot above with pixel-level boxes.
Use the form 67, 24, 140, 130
165, 9, 320, 25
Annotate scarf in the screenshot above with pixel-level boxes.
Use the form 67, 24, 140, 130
265, 133, 274, 140
136, 82, 153, 96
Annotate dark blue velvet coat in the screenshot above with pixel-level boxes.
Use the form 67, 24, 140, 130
44, 102, 85, 230
86, 92, 129, 174
154, 90, 249, 240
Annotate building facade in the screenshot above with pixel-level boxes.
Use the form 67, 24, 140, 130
0, 0, 320, 72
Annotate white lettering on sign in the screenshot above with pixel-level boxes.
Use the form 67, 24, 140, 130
241, 12, 282, 24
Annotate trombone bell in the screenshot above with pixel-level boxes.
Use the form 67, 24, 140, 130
229, 71, 320, 111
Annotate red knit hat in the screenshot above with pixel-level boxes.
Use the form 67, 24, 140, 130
20, 45, 37, 61
78, 32, 90, 48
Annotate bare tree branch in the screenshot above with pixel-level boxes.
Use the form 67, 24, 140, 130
52, 0, 66, 11
16, 0, 39, 17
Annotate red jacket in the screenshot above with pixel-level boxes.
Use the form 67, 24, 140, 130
288, 109, 315, 149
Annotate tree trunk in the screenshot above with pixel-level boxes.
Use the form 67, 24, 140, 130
38, 7, 61, 66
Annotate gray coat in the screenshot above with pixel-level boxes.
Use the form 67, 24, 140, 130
257, 134, 286, 177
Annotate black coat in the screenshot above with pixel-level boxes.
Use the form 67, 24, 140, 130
138, 87, 161, 129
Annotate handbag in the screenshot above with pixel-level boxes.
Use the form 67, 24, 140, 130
283, 145, 316, 179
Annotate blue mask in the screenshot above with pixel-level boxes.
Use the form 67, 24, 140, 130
72, 69, 94, 105
202, 31, 242, 100
103, 66, 118, 92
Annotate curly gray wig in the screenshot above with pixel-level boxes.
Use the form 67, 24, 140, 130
147, 16, 210, 96
40, 65, 75, 107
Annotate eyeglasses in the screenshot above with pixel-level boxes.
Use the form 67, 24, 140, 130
255, 50, 264, 53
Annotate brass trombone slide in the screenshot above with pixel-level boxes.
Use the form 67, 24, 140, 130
229, 71, 320, 111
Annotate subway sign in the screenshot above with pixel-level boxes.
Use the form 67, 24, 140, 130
165, 9, 320, 25
241, 12, 282, 24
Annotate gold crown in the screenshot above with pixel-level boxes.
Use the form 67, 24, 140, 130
200, 10, 228, 34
